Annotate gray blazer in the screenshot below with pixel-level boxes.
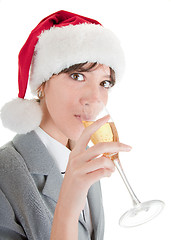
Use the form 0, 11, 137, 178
0, 131, 104, 240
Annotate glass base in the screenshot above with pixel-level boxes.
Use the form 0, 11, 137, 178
119, 200, 165, 227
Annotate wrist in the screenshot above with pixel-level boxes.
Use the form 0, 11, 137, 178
50, 202, 79, 240
56, 198, 81, 220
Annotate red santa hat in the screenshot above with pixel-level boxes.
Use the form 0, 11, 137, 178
0, 10, 125, 134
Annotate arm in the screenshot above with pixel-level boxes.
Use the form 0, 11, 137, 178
50, 115, 131, 240
0, 188, 27, 240
50, 203, 78, 240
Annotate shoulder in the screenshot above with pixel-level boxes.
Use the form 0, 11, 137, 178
0, 140, 31, 192
0, 139, 36, 209
0, 142, 29, 237
0, 141, 27, 173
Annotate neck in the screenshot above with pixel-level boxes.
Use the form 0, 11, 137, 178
40, 121, 68, 147
39, 99, 68, 147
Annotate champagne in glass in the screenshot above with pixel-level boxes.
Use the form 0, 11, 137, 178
82, 104, 164, 227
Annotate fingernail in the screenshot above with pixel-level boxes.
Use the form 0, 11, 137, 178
101, 114, 110, 123
126, 146, 132, 151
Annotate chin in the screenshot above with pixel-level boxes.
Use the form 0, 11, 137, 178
66, 126, 84, 141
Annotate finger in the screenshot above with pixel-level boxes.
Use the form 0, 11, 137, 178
86, 168, 114, 185
80, 156, 115, 174
87, 141, 132, 157
73, 141, 131, 163
71, 114, 110, 157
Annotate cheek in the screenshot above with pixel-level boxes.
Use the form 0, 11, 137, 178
45, 89, 84, 140
45, 81, 70, 114
45, 92, 69, 126
45, 92, 60, 116
104, 95, 108, 106
101, 90, 108, 106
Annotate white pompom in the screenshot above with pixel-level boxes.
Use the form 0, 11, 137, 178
0, 98, 43, 134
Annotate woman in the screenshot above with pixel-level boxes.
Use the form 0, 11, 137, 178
0, 10, 131, 240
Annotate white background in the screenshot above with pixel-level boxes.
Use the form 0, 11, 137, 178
0, 0, 171, 239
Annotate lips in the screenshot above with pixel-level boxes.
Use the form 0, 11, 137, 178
75, 114, 81, 119
74, 114, 93, 122
74, 115, 82, 123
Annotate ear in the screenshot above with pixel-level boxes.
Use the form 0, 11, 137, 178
41, 81, 47, 95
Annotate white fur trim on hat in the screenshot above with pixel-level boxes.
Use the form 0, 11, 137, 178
30, 23, 125, 95
0, 98, 42, 134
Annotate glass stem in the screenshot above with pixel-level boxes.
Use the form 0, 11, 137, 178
114, 160, 141, 206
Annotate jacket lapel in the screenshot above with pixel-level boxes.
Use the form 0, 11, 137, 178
12, 130, 63, 203
87, 182, 104, 239
12, 131, 103, 237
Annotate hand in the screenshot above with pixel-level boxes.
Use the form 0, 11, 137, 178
57, 115, 132, 219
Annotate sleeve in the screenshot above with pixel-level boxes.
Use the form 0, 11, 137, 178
0, 188, 27, 240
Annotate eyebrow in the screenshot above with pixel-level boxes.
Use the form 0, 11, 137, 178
102, 75, 111, 79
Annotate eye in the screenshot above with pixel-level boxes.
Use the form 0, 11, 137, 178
70, 73, 84, 81
100, 80, 114, 89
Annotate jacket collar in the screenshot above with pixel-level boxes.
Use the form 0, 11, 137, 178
12, 130, 55, 175
12, 130, 103, 235
12, 130, 65, 201
34, 127, 71, 174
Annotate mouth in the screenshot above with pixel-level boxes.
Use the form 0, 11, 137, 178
74, 114, 93, 122
74, 115, 82, 123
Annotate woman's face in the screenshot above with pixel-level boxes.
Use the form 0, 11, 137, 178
40, 63, 113, 142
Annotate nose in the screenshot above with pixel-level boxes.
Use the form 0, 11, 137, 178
80, 84, 101, 106
79, 83, 107, 120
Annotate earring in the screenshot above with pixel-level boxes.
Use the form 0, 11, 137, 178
37, 90, 44, 98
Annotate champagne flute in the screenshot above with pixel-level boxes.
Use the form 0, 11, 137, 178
82, 102, 164, 227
